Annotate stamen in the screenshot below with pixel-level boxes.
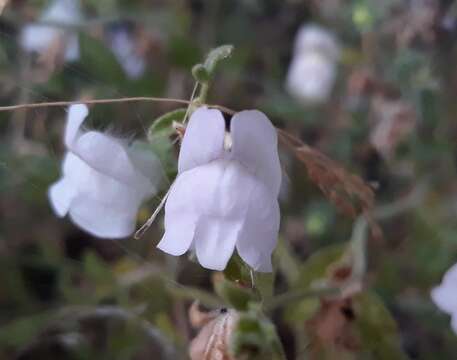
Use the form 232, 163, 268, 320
223, 132, 233, 151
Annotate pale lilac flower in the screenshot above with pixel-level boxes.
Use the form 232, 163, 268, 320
431, 263, 457, 334
106, 25, 145, 79
286, 24, 340, 104
157, 107, 281, 272
49, 104, 163, 238
20, 0, 82, 61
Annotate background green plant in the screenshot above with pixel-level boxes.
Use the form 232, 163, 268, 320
1, 0, 457, 359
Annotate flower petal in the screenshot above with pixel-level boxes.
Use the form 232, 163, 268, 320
20, 0, 82, 58
69, 195, 138, 238
71, 131, 152, 192
451, 315, 457, 335
64, 33, 80, 61
286, 53, 336, 104
442, 263, 457, 285
236, 182, 280, 272
69, 177, 144, 238
230, 110, 282, 195
195, 217, 242, 271
65, 104, 88, 147
48, 178, 75, 217
293, 24, 340, 60
127, 142, 164, 192
157, 171, 201, 256
158, 160, 255, 270
43, 0, 82, 26
157, 162, 228, 257
431, 284, 457, 314
58, 153, 146, 238
193, 161, 254, 270
48, 151, 84, 217
157, 214, 197, 256
178, 107, 225, 173
20, 25, 60, 54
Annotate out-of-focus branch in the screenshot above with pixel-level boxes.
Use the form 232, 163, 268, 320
350, 180, 429, 280
264, 287, 340, 312
116, 263, 223, 309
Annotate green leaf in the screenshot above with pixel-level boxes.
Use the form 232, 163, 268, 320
224, 254, 246, 283
284, 244, 346, 324
146, 109, 186, 179
166, 283, 223, 309
354, 292, 408, 360
79, 33, 127, 85
82, 251, 116, 301
223, 253, 256, 284
147, 108, 187, 140
214, 276, 256, 311
254, 272, 275, 301
0, 313, 50, 348
297, 244, 346, 289
419, 88, 440, 127
232, 306, 286, 360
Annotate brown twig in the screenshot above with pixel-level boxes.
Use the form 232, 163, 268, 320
0, 97, 191, 111
0, 97, 237, 115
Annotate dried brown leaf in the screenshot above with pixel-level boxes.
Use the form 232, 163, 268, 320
189, 301, 220, 328
278, 129, 375, 216
278, 129, 381, 238
306, 297, 360, 358
189, 305, 239, 360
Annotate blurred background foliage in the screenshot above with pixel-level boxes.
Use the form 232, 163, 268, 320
1, 0, 457, 359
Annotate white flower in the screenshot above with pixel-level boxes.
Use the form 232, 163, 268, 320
48, 104, 163, 238
157, 107, 282, 272
20, 0, 82, 61
106, 25, 145, 79
431, 263, 457, 334
286, 24, 340, 104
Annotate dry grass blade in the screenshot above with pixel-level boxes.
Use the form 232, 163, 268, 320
295, 144, 375, 217
277, 129, 378, 235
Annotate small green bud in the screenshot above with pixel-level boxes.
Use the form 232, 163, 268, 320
214, 274, 255, 311
192, 63, 211, 84
204, 44, 234, 76
352, 4, 374, 32
147, 108, 187, 142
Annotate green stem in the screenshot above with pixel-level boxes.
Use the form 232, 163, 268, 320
198, 83, 210, 104
272, 334, 288, 360
263, 287, 340, 312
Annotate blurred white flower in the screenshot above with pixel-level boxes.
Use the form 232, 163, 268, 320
106, 25, 146, 79
20, 0, 82, 61
49, 104, 163, 238
157, 107, 281, 272
431, 263, 457, 334
286, 24, 340, 104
